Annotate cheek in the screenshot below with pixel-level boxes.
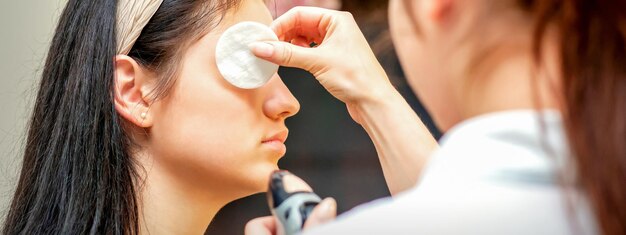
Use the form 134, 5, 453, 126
399, 44, 452, 129
390, 5, 460, 130
397, 41, 460, 130
148, 65, 278, 194
390, 1, 435, 97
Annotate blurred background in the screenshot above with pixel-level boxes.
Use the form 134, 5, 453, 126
0, 0, 440, 234
0, 0, 69, 226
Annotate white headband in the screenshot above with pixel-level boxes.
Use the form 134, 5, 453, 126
115, 0, 164, 55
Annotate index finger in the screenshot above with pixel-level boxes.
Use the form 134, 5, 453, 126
271, 6, 338, 43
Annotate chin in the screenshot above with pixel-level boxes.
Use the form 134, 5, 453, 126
252, 162, 280, 191
232, 162, 279, 199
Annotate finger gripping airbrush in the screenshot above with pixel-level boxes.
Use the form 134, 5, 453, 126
267, 171, 322, 235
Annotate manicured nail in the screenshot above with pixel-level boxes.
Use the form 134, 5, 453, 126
249, 42, 275, 57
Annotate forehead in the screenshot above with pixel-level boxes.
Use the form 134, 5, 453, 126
220, 0, 274, 29
183, 0, 273, 50
179, 0, 274, 74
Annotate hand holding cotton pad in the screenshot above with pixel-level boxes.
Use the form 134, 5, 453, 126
216, 21, 279, 89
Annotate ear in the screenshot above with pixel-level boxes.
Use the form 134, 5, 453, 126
423, 0, 454, 23
114, 55, 154, 128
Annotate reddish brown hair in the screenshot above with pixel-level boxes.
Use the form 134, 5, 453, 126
526, 0, 626, 234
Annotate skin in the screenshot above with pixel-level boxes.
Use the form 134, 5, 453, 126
114, 0, 300, 234
246, 0, 562, 233
250, 6, 439, 196
389, 0, 560, 130
266, 0, 341, 17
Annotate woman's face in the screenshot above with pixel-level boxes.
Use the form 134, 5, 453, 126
147, 0, 300, 198
389, 0, 465, 131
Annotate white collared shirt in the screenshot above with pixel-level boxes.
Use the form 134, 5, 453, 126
306, 110, 597, 235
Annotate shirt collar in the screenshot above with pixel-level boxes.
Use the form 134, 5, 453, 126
440, 109, 569, 162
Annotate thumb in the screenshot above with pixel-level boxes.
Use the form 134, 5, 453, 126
249, 41, 317, 70
303, 197, 337, 229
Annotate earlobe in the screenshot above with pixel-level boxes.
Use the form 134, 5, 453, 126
113, 55, 154, 128
427, 0, 454, 23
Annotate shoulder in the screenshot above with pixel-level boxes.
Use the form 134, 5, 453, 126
305, 112, 589, 234
306, 177, 576, 234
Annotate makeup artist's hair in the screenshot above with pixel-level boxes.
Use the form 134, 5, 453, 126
401, 0, 626, 234
524, 1, 626, 234
2, 0, 240, 234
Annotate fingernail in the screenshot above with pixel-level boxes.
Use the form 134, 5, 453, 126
249, 42, 275, 57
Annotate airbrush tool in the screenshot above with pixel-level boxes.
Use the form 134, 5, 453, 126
267, 170, 322, 235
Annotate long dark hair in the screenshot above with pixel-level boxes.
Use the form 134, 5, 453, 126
403, 0, 625, 234
2, 0, 239, 234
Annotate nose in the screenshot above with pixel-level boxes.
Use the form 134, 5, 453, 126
262, 74, 300, 120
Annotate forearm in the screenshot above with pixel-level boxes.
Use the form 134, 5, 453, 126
357, 89, 439, 196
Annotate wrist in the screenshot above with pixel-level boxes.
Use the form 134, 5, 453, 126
354, 85, 406, 127
358, 84, 404, 112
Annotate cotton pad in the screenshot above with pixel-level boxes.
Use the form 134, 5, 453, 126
216, 21, 279, 89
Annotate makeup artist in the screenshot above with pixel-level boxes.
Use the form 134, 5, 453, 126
246, 0, 626, 234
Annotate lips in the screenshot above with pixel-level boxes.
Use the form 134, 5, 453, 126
262, 130, 289, 144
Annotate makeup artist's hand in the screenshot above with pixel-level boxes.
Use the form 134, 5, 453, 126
244, 197, 337, 235
250, 6, 399, 124
252, 7, 439, 196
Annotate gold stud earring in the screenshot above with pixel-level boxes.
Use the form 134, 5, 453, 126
140, 112, 147, 119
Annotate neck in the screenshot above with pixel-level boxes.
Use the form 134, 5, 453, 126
135, 151, 228, 235
459, 41, 561, 120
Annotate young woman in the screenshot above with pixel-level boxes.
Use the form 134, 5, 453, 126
246, 0, 625, 234
3, 0, 300, 234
